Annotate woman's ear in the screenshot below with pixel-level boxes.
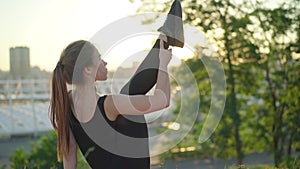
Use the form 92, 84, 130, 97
83, 66, 92, 76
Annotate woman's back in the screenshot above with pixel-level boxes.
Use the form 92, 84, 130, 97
69, 95, 150, 169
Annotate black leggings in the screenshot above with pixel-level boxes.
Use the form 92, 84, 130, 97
118, 39, 160, 157
120, 39, 162, 95
116, 39, 163, 164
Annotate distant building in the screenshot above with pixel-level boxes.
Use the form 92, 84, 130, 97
10, 47, 30, 78
111, 61, 140, 79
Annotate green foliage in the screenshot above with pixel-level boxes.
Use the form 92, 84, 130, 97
9, 148, 28, 169
0, 164, 7, 169
135, 0, 300, 168
9, 131, 63, 169
27, 132, 62, 168
9, 131, 91, 169
77, 151, 91, 169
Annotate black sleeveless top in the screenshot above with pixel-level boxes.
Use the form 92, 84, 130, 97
69, 95, 150, 169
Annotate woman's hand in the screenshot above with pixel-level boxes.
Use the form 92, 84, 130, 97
158, 34, 172, 66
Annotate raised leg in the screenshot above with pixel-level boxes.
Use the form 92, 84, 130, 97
114, 37, 166, 166
120, 38, 167, 95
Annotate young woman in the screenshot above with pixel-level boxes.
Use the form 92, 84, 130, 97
49, 34, 172, 169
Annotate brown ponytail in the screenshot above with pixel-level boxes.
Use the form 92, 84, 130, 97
50, 63, 72, 162
49, 40, 96, 162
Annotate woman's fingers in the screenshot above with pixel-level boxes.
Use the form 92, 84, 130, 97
158, 33, 167, 42
160, 38, 165, 49
159, 46, 172, 65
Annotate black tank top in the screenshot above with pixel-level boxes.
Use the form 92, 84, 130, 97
69, 95, 150, 169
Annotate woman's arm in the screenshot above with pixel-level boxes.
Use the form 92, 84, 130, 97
104, 37, 172, 117
63, 130, 77, 169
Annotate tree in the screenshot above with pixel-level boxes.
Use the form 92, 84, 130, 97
133, 0, 262, 165
132, 0, 300, 167
248, 1, 300, 167
9, 148, 28, 169
9, 131, 91, 169
9, 131, 63, 169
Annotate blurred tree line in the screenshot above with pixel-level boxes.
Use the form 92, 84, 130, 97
132, 0, 300, 168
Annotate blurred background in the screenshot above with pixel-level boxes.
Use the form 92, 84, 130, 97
0, 0, 300, 168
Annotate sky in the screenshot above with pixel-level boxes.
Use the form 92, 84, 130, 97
0, 0, 199, 72
0, 0, 148, 71
0, 0, 288, 72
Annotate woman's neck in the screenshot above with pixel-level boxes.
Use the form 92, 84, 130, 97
71, 82, 99, 123
73, 82, 97, 98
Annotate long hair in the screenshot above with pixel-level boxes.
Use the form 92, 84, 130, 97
49, 40, 95, 161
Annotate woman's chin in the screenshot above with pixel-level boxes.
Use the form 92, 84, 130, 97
96, 76, 107, 81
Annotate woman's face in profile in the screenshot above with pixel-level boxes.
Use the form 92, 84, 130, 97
92, 50, 107, 81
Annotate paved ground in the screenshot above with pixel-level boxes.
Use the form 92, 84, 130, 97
151, 153, 274, 169
0, 137, 274, 169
